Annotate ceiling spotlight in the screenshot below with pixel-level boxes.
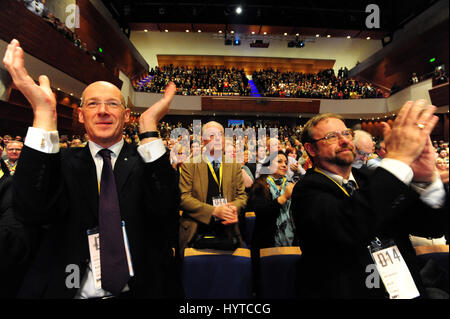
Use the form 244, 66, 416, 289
144, 29, 148, 32
263, 31, 267, 35
296, 33, 299, 36
251, 31, 255, 34
296, 40, 305, 48
327, 34, 331, 38
236, 6, 242, 14
230, 30, 235, 34
316, 34, 320, 37
218, 30, 222, 33
185, 29, 190, 32
198, 30, 201, 33
283, 33, 288, 36
57, 88, 60, 91
164, 29, 168, 32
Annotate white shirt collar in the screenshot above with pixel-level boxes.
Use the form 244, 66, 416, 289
206, 152, 222, 164
318, 168, 356, 186
88, 139, 124, 159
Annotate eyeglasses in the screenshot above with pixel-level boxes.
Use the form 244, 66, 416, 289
356, 149, 372, 157
83, 100, 123, 109
311, 129, 354, 144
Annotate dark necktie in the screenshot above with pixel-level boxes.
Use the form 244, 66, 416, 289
343, 180, 357, 196
212, 160, 220, 176
98, 149, 130, 295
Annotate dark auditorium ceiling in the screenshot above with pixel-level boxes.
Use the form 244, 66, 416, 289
101, 0, 439, 39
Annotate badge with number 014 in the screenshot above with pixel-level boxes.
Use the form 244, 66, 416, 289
368, 238, 420, 299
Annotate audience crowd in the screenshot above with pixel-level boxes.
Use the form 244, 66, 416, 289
134, 65, 252, 96
21, 0, 103, 63
5, 118, 447, 182
252, 68, 385, 99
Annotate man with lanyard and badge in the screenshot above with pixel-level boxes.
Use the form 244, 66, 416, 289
291, 100, 448, 299
3, 39, 180, 298
179, 121, 247, 256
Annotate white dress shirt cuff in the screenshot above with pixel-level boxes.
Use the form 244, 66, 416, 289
410, 171, 446, 208
379, 158, 445, 208
137, 139, 166, 163
24, 127, 60, 154
379, 158, 413, 185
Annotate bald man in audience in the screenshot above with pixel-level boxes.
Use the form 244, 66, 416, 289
4, 141, 23, 176
352, 130, 374, 169
3, 39, 181, 298
178, 121, 247, 255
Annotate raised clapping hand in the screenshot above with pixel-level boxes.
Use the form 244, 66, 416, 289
381, 100, 439, 182
3, 39, 57, 131
139, 82, 176, 133
382, 100, 438, 166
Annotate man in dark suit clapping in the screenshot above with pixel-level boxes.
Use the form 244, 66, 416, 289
3, 39, 181, 298
291, 101, 448, 299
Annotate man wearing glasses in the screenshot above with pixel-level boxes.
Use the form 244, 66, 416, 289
291, 105, 448, 299
352, 130, 374, 169
3, 39, 181, 298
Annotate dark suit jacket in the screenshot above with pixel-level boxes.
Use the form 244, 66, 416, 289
13, 142, 181, 298
291, 166, 448, 299
0, 174, 34, 298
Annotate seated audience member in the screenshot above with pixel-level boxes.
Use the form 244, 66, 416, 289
410, 73, 419, 84
23, 0, 49, 17
352, 130, 374, 169
178, 121, 247, 255
285, 147, 305, 182
0, 163, 32, 298
70, 138, 83, 148
247, 151, 297, 249
438, 149, 449, 165
4, 141, 23, 176
241, 150, 255, 191
1, 135, 12, 160
0, 158, 9, 179
291, 101, 448, 299
436, 158, 449, 192
366, 139, 386, 169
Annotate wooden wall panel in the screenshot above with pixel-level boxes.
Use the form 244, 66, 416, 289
157, 55, 335, 74
0, 0, 121, 87
76, 0, 148, 80
355, 20, 449, 91
2, 88, 79, 136
429, 82, 449, 107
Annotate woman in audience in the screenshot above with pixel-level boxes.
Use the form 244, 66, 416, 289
285, 147, 306, 182
247, 151, 297, 249
436, 157, 449, 193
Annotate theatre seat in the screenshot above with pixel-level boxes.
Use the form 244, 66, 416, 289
414, 244, 449, 294
258, 246, 302, 299
182, 248, 253, 299
414, 244, 449, 270
243, 212, 256, 248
